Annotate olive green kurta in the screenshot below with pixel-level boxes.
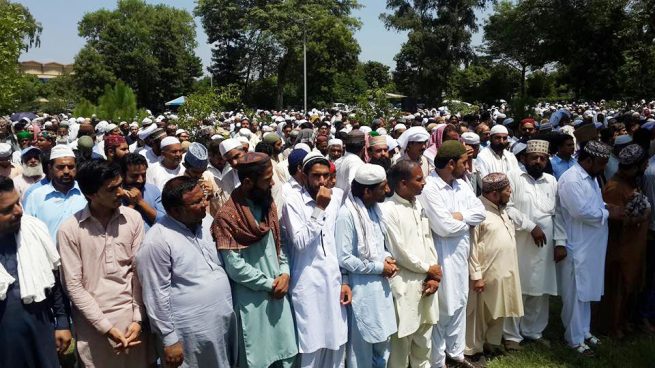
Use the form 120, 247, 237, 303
220, 202, 297, 368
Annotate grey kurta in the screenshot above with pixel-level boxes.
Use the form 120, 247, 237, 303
136, 215, 237, 368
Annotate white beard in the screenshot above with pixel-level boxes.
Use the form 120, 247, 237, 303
22, 163, 43, 177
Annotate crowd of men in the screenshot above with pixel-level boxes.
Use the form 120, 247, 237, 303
1, 99, 654, 368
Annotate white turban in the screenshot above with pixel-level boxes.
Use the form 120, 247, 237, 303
490, 125, 509, 136
397, 126, 430, 150
354, 164, 386, 185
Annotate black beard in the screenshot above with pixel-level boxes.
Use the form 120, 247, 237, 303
490, 142, 506, 153
251, 187, 273, 209
369, 156, 391, 171
525, 164, 544, 179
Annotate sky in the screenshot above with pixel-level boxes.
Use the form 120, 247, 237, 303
18, 0, 489, 73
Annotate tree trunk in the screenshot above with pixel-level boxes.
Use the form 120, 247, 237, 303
521, 64, 526, 100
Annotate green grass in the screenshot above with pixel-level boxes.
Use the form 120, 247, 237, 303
486, 299, 655, 368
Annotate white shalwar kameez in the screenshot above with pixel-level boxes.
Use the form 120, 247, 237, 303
418, 174, 486, 367
503, 168, 566, 342
475, 146, 520, 178
556, 163, 609, 347
282, 187, 347, 368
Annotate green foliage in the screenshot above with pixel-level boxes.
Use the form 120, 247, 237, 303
0, 0, 42, 114
354, 88, 399, 125
178, 84, 242, 131
360, 61, 391, 90
451, 57, 520, 105
73, 0, 202, 111
73, 98, 97, 118
95, 80, 137, 121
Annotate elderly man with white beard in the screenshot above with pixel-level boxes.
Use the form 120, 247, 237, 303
12, 147, 46, 200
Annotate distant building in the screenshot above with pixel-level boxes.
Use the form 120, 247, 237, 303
20, 60, 74, 81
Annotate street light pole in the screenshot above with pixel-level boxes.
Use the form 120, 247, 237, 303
303, 27, 307, 115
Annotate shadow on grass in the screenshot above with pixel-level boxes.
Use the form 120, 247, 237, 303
487, 298, 655, 368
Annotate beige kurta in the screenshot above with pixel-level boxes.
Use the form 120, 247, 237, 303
469, 196, 524, 319
381, 193, 439, 338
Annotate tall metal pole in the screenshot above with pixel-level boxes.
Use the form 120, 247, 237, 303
303, 27, 307, 115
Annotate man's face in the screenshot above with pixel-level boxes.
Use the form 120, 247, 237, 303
328, 145, 343, 161
0, 189, 22, 234
209, 152, 226, 170
166, 125, 177, 136
22, 153, 40, 168
318, 126, 329, 136
111, 143, 130, 162
37, 136, 54, 151
523, 152, 548, 179
184, 166, 206, 180
250, 163, 274, 205
316, 140, 329, 155
477, 125, 490, 143
18, 137, 31, 149
89, 175, 123, 210
283, 126, 292, 138
490, 133, 509, 151
174, 185, 207, 224
520, 123, 536, 138
178, 132, 190, 142
224, 148, 245, 168
57, 127, 68, 137
590, 157, 609, 177
368, 180, 389, 203
50, 157, 76, 187
130, 126, 139, 136
241, 120, 250, 130
123, 164, 147, 190
404, 165, 426, 197
558, 138, 575, 158
369, 145, 389, 160
452, 153, 470, 179
161, 144, 183, 168
498, 185, 512, 207
273, 140, 283, 154
305, 163, 330, 199
406, 140, 427, 160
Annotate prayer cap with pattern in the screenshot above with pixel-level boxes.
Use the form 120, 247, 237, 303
482, 172, 510, 193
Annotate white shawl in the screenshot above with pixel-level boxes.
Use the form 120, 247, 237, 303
0, 215, 60, 303
344, 193, 386, 261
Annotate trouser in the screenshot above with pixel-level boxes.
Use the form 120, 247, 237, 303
465, 291, 503, 355
503, 294, 550, 342
388, 323, 433, 368
346, 311, 390, 368
299, 345, 345, 368
268, 356, 295, 368
557, 255, 592, 347
430, 304, 465, 367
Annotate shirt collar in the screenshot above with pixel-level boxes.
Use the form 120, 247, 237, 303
78, 204, 127, 223
391, 192, 414, 206
434, 173, 459, 190
44, 181, 81, 196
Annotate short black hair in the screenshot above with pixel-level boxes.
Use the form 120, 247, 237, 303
345, 141, 365, 154
350, 179, 380, 199
0, 175, 15, 194
120, 153, 148, 174
434, 156, 455, 170
161, 176, 199, 212
207, 139, 222, 156
388, 159, 419, 192
77, 159, 122, 197
255, 142, 274, 157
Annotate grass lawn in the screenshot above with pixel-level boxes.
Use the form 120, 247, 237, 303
486, 298, 655, 368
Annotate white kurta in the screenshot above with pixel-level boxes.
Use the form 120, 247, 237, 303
334, 152, 363, 196
206, 163, 240, 196
506, 169, 564, 296
418, 174, 486, 316
146, 161, 185, 191
476, 147, 520, 179
557, 163, 609, 302
139, 146, 160, 166
380, 193, 439, 338
282, 187, 348, 354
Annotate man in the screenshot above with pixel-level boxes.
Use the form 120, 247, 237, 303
335, 130, 366, 196
557, 140, 622, 356
0, 143, 22, 178
518, 118, 537, 140
138, 127, 167, 166
381, 160, 441, 368
137, 176, 237, 367
476, 125, 520, 178
13, 146, 46, 199
550, 133, 577, 180
466, 173, 524, 361
12, 130, 33, 165
127, 122, 139, 146
315, 134, 330, 156
368, 134, 391, 170
176, 129, 190, 142
475, 123, 491, 148
395, 126, 432, 177
206, 139, 241, 197
418, 141, 486, 368
504, 140, 565, 350
0, 176, 72, 368
36, 131, 56, 155
146, 136, 185, 191
213, 152, 298, 368
282, 152, 349, 367
120, 153, 165, 231
599, 144, 650, 338
182, 142, 225, 215
327, 138, 343, 162
461, 132, 482, 195
104, 134, 130, 163
58, 160, 147, 367
262, 133, 285, 162
335, 163, 398, 368
23, 145, 87, 241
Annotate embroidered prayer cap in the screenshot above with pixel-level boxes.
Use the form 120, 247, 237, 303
149, 128, 167, 142
397, 126, 430, 150
328, 138, 343, 147
219, 138, 242, 156
0, 143, 11, 159
436, 140, 467, 160
482, 172, 510, 193
104, 134, 126, 150
520, 118, 536, 127
160, 137, 180, 149
49, 144, 75, 160
236, 152, 270, 170
185, 142, 209, 169
618, 144, 644, 165
489, 124, 509, 136
262, 132, 281, 144
461, 132, 480, 145
369, 135, 387, 147
525, 139, 549, 155
354, 163, 387, 185
302, 151, 329, 171
583, 140, 611, 159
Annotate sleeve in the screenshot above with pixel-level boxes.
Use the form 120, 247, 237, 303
130, 217, 145, 323
220, 250, 275, 291
135, 238, 178, 347
382, 206, 430, 274
153, 192, 166, 223
468, 225, 483, 280
505, 174, 537, 232
553, 183, 567, 246
461, 188, 487, 226
57, 223, 113, 335
558, 179, 608, 226
50, 269, 71, 330
418, 184, 470, 237
278, 240, 290, 275
281, 193, 324, 252
335, 210, 384, 275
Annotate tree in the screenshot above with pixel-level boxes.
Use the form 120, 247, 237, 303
73, 0, 202, 111
196, 0, 362, 109
0, 0, 42, 114
360, 61, 391, 89
96, 80, 138, 121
